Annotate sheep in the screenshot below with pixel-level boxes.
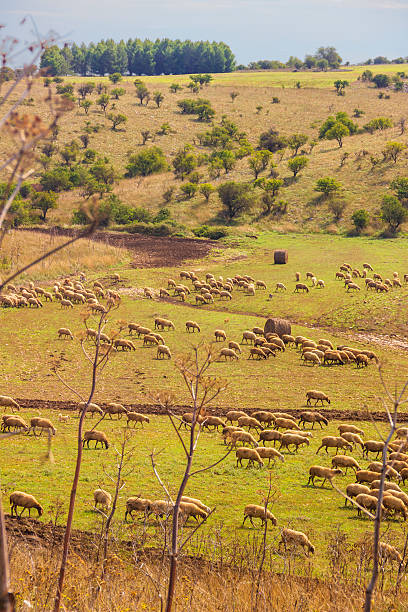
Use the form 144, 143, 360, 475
371, 481, 402, 494
242, 331, 256, 344
316, 436, 352, 454
202, 416, 226, 432
384, 489, 408, 507
355, 494, 383, 517
160, 288, 170, 298
331, 455, 360, 474
345, 483, 371, 506
252, 411, 276, 427
363, 440, 385, 459
236, 447, 264, 468
60, 299, 73, 309
228, 431, 259, 448
78, 402, 103, 417
390, 451, 408, 462
275, 283, 286, 292
225, 410, 247, 423
1, 415, 28, 432
114, 339, 136, 351
128, 323, 142, 335
57, 327, 74, 340
282, 334, 295, 345
367, 462, 400, 480
389, 460, 408, 473
299, 412, 328, 429
104, 403, 128, 419
279, 433, 310, 453
83, 430, 109, 449
259, 430, 282, 446
256, 447, 284, 465
0, 395, 20, 412
181, 496, 211, 514
355, 470, 383, 484
268, 337, 285, 350
382, 495, 407, 521
323, 350, 344, 366
214, 329, 227, 342
316, 280, 325, 288
308, 466, 343, 487
29, 417, 56, 437
125, 497, 152, 522
58, 413, 69, 424
338, 424, 364, 436
279, 528, 315, 555
238, 416, 263, 431
220, 290, 232, 300
178, 412, 205, 429
274, 418, 299, 431
228, 341, 241, 354
302, 351, 321, 366
178, 502, 208, 523
379, 542, 403, 564
294, 283, 309, 293
94, 489, 112, 511
396, 426, 408, 438
155, 345, 171, 361
256, 280, 267, 289
10, 491, 43, 518
356, 354, 369, 368
340, 432, 365, 450
306, 390, 330, 406
243, 504, 277, 528
249, 347, 267, 360
127, 412, 150, 427
154, 317, 175, 331
400, 468, 408, 485
186, 321, 201, 333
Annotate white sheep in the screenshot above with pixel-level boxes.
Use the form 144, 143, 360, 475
10, 491, 43, 518
243, 504, 277, 527
307, 465, 343, 487
157, 345, 172, 359
58, 327, 74, 340
94, 488, 112, 511
58, 413, 69, 423
127, 412, 150, 427
83, 430, 109, 449
0, 395, 20, 412
279, 528, 315, 555
236, 447, 264, 468
29, 417, 56, 436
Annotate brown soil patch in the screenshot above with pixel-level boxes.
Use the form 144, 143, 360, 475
18, 227, 219, 269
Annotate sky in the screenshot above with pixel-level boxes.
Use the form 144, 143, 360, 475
2, 0, 407, 65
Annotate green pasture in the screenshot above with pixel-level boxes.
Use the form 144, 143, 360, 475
65, 64, 408, 89
1, 409, 406, 575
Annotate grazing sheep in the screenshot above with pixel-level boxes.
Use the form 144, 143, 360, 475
367, 462, 400, 480
214, 329, 227, 342
195, 294, 206, 305
128, 323, 142, 335
390, 451, 408, 462
384, 489, 408, 507
94, 489, 112, 511
370, 480, 402, 493
399, 468, 408, 485
355, 494, 383, 517
60, 299, 73, 309
143, 335, 159, 347
242, 331, 256, 344
382, 496, 407, 521
228, 431, 259, 448
338, 424, 364, 436
225, 410, 247, 423
396, 426, 408, 438
256, 280, 267, 289
274, 418, 299, 431
202, 416, 226, 432
222, 426, 243, 444
1, 415, 28, 432
294, 283, 309, 293
379, 542, 403, 564
306, 390, 330, 406
345, 483, 371, 506
356, 354, 369, 368
249, 347, 267, 360
356, 470, 383, 484
181, 496, 211, 514
125, 497, 152, 522
323, 350, 344, 366
238, 416, 263, 431
279, 528, 315, 555
83, 430, 109, 449
275, 283, 286, 292
154, 317, 175, 331
114, 339, 136, 351
228, 341, 241, 354
58, 327, 74, 340
299, 412, 328, 429
316, 436, 352, 454
10, 491, 43, 518
259, 429, 282, 446
186, 321, 201, 333
363, 440, 385, 459
302, 351, 321, 366
160, 288, 170, 298
58, 413, 69, 424
282, 334, 295, 345
104, 403, 128, 419
127, 412, 150, 427
256, 447, 284, 465
252, 411, 276, 427
178, 412, 204, 429
279, 433, 310, 453
179, 502, 207, 523
0, 396, 20, 412
243, 504, 277, 527
332, 455, 360, 474
316, 280, 325, 288
78, 402, 103, 417
340, 432, 364, 450
236, 447, 264, 468
157, 345, 171, 360
308, 466, 343, 487
29, 417, 56, 437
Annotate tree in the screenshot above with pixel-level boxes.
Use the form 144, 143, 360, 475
334, 80, 349, 95
363, 117, 393, 133
383, 142, 407, 163
254, 177, 284, 214
199, 183, 215, 201
325, 122, 349, 147
40, 45, 69, 76
230, 91, 239, 102
135, 84, 150, 105
218, 181, 255, 220
248, 150, 272, 179
315, 46, 342, 68
80, 100, 92, 115
287, 133, 308, 156
109, 72, 122, 84
90, 160, 117, 189
320, 112, 358, 139
40, 167, 72, 192
316, 58, 329, 71
125, 146, 167, 177
372, 74, 391, 88
60, 141, 80, 166
31, 190, 58, 221
153, 91, 164, 108
288, 155, 308, 177
390, 176, 408, 205
172, 145, 197, 179
77, 82, 95, 99
180, 182, 198, 199
361, 70, 373, 82
169, 83, 182, 93
258, 128, 287, 153
110, 87, 125, 100
97, 93, 110, 114
380, 194, 407, 233
213, 150, 236, 174
107, 112, 127, 131
315, 176, 343, 197
328, 198, 347, 222
351, 209, 369, 234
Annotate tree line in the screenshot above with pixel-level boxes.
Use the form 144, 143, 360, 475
40, 38, 236, 76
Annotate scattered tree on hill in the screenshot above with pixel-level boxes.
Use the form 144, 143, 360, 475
287, 133, 308, 156
172, 145, 197, 179
169, 83, 182, 93
199, 183, 215, 201
60, 141, 80, 166
325, 122, 349, 147
109, 72, 123, 83
230, 91, 239, 102
97, 93, 110, 114
390, 176, 408, 205
40, 167, 72, 192
315, 176, 343, 197
77, 82, 95, 99
141, 130, 152, 145
319, 112, 357, 148
107, 112, 127, 131
351, 209, 369, 234
218, 181, 255, 220
258, 127, 287, 153
372, 74, 391, 88
177, 98, 215, 121
111, 87, 125, 100
383, 142, 407, 163
361, 69, 373, 82
180, 182, 198, 199
380, 194, 407, 233
125, 146, 167, 177
135, 83, 150, 105
153, 91, 164, 108
328, 198, 347, 222
334, 80, 349, 95
248, 150, 272, 179
288, 155, 308, 177
363, 117, 393, 133
31, 190, 58, 221
254, 177, 284, 215
80, 100, 92, 115
212, 150, 236, 174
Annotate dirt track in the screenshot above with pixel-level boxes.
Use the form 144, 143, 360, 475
19, 227, 219, 268
15, 398, 408, 423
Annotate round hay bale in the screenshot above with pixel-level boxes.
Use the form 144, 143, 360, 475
264, 318, 291, 338
274, 249, 288, 264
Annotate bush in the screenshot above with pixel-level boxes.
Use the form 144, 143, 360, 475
380, 195, 407, 233
73, 195, 152, 226
258, 128, 287, 153
125, 147, 167, 177
288, 156, 308, 177
315, 177, 343, 197
180, 182, 198, 199
363, 117, 393, 133
193, 225, 227, 240
218, 181, 255, 220
177, 98, 215, 121
40, 167, 72, 192
127, 222, 174, 236
351, 209, 369, 234
372, 74, 391, 88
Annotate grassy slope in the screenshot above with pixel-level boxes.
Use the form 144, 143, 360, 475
3, 67, 407, 233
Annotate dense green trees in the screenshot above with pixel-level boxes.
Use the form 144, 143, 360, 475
40, 39, 236, 76
125, 147, 167, 177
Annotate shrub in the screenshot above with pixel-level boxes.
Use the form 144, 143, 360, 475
180, 182, 198, 199
193, 225, 227, 240
288, 155, 308, 177
199, 183, 215, 201
172, 145, 197, 179
248, 150, 272, 179
353, 108, 365, 118
383, 142, 407, 163
372, 74, 391, 88
390, 176, 408, 204
107, 112, 127, 130
40, 167, 72, 192
315, 177, 343, 197
109, 72, 122, 84
163, 187, 175, 203
363, 117, 393, 133
351, 209, 369, 234
31, 191, 58, 221
218, 181, 255, 220
177, 98, 215, 121
328, 198, 347, 222
319, 112, 358, 138
125, 147, 167, 177
110, 87, 125, 100
259, 128, 287, 153
380, 195, 407, 233
287, 133, 308, 155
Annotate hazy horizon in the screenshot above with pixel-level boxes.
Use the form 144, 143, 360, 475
2, 0, 407, 66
